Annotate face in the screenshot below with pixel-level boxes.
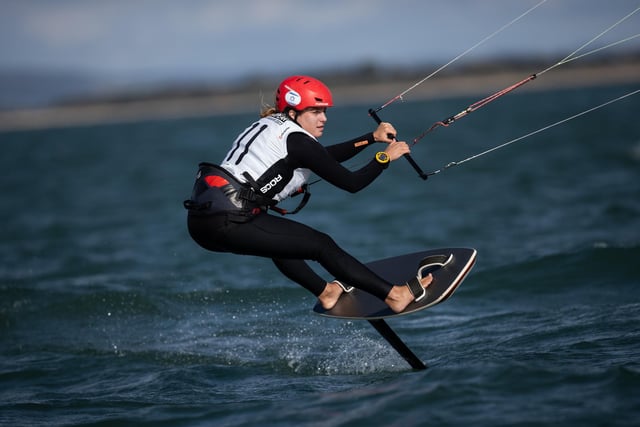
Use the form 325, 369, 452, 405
290, 107, 327, 138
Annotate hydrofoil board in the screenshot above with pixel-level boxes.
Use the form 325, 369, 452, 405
313, 247, 476, 320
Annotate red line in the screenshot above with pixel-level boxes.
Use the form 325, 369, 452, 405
412, 74, 537, 145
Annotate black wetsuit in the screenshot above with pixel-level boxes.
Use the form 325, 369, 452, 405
186, 122, 393, 301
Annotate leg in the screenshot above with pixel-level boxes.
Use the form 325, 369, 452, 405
272, 258, 326, 297
188, 213, 431, 312
272, 258, 349, 309
191, 212, 393, 299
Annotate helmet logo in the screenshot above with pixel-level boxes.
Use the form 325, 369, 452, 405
284, 86, 301, 107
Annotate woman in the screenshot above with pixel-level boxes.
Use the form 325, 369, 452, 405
185, 75, 432, 313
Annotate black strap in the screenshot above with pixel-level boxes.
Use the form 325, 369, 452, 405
241, 172, 311, 215
270, 185, 311, 215
237, 186, 277, 207
406, 276, 425, 300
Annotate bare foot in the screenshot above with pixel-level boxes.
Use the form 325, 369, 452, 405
318, 281, 347, 310
385, 273, 433, 313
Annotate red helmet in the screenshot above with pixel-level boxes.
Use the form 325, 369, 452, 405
275, 75, 333, 112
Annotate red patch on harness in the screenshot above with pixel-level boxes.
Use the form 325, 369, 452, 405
204, 175, 229, 187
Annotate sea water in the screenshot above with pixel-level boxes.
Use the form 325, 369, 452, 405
1, 83, 639, 426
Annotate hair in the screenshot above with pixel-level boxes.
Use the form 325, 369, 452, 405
259, 91, 278, 117
260, 103, 297, 119
260, 105, 278, 118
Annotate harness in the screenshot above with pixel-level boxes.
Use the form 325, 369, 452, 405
183, 162, 310, 219
240, 170, 310, 215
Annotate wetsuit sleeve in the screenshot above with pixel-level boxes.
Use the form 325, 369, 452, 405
324, 133, 376, 162
287, 132, 385, 193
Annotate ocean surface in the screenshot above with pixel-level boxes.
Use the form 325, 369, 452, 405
1, 83, 639, 426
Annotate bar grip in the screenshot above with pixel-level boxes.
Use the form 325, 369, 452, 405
368, 109, 428, 180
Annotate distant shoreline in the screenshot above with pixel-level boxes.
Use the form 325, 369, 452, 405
1, 61, 639, 133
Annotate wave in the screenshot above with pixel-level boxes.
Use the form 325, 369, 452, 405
463, 242, 639, 299
6, 243, 636, 314
3, 242, 637, 380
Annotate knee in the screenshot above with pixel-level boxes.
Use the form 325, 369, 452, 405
316, 231, 336, 247
315, 231, 341, 258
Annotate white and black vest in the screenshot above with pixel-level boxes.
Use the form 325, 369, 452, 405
220, 113, 312, 202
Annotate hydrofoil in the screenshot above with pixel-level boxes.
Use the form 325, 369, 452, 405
313, 247, 477, 370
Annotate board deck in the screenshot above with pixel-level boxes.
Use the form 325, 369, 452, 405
313, 247, 477, 320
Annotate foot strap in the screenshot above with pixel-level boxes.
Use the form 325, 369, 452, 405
406, 254, 454, 302
406, 276, 426, 302
417, 254, 453, 277
332, 280, 354, 293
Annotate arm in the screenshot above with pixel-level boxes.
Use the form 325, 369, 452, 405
287, 132, 385, 193
325, 133, 376, 162
324, 122, 399, 162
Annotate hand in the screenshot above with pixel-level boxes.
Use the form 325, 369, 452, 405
384, 140, 410, 161
373, 122, 397, 143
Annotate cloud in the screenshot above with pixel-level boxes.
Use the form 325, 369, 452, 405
0, 0, 638, 82
23, 4, 115, 47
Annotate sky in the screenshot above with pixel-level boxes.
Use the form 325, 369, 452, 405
0, 0, 638, 91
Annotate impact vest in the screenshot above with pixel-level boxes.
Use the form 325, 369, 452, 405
220, 113, 313, 202
184, 114, 312, 218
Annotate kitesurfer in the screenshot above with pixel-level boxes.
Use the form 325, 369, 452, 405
184, 76, 432, 312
